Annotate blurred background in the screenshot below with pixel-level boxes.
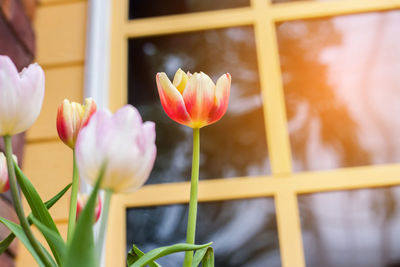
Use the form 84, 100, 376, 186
1, 0, 400, 266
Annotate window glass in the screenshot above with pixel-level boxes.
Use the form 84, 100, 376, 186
299, 187, 400, 267
129, 0, 249, 19
276, 10, 400, 172
273, 0, 332, 3
126, 198, 281, 266
128, 27, 270, 184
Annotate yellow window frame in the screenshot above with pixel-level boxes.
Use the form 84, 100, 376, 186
106, 1, 400, 267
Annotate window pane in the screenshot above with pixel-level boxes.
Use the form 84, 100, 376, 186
128, 27, 270, 184
276, 10, 400, 172
126, 198, 281, 266
129, 0, 249, 19
299, 187, 400, 267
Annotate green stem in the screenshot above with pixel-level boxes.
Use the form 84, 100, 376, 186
67, 150, 80, 243
183, 128, 200, 267
3, 136, 54, 267
96, 189, 112, 257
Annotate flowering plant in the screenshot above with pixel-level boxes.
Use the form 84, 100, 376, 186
0, 56, 230, 267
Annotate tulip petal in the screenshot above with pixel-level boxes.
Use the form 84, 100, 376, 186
136, 121, 155, 153
172, 68, 189, 94
76, 110, 113, 187
81, 98, 97, 127
112, 105, 143, 132
207, 73, 231, 125
156, 72, 191, 125
0, 56, 20, 135
14, 63, 45, 134
182, 72, 215, 128
56, 100, 74, 147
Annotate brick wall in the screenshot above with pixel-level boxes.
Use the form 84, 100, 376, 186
0, 0, 36, 266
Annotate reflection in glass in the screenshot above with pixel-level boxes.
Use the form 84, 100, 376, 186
276, 10, 400, 172
129, 0, 249, 19
128, 27, 270, 184
300, 187, 400, 267
126, 198, 281, 266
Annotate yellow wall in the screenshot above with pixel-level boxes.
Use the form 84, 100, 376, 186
17, 0, 87, 265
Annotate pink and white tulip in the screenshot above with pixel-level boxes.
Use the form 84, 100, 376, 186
0, 153, 9, 193
0, 55, 44, 135
75, 105, 156, 193
56, 98, 97, 149
76, 193, 102, 223
156, 69, 231, 128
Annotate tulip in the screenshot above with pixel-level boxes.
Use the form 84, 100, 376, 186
75, 105, 156, 193
76, 193, 102, 223
0, 153, 9, 193
0, 152, 18, 193
156, 69, 231, 128
0, 55, 45, 136
57, 98, 97, 149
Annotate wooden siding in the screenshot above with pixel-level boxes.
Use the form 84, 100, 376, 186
27, 66, 84, 140
17, 0, 87, 265
35, 1, 86, 67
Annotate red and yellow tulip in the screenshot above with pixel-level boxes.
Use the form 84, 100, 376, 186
56, 98, 97, 149
156, 69, 231, 128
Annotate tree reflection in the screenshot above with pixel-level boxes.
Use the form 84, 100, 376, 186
277, 19, 371, 171
278, 14, 400, 267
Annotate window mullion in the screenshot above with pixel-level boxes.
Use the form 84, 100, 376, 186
252, 0, 304, 266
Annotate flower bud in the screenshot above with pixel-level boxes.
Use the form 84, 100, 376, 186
75, 105, 156, 193
76, 193, 102, 223
57, 98, 97, 149
0, 152, 17, 194
0, 153, 9, 193
0, 55, 45, 135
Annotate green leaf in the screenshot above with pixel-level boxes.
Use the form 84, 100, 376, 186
14, 161, 63, 265
127, 245, 161, 267
31, 217, 67, 263
0, 234, 16, 256
0, 183, 71, 255
191, 246, 214, 267
0, 217, 57, 267
201, 247, 214, 267
44, 183, 73, 209
129, 242, 212, 267
64, 166, 105, 267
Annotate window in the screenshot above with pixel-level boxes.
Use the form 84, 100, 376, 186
107, 1, 400, 266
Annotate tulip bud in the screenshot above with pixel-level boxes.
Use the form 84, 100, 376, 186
0, 153, 9, 193
75, 105, 156, 193
57, 98, 97, 149
0, 55, 45, 136
0, 152, 18, 194
156, 69, 231, 128
76, 193, 102, 223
